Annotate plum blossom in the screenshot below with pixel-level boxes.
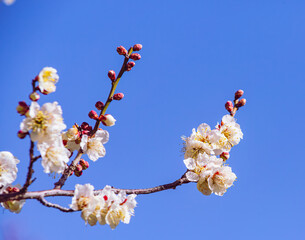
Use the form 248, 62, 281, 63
207, 166, 236, 196
214, 115, 243, 153
20, 101, 66, 143
0, 152, 19, 189
37, 137, 70, 174
62, 126, 81, 152
38, 67, 59, 94
1, 185, 25, 213
71, 184, 137, 229
183, 123, 222, 158
80, 129, 109, 161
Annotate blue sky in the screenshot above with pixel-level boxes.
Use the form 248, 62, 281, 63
0, 0, 305, 239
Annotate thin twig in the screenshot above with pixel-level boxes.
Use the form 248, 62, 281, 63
37, 197, 74, 213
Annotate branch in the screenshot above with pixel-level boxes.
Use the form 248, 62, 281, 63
37, 197, 74, 213
0, 173, 190, 205
54, 47, 134, 190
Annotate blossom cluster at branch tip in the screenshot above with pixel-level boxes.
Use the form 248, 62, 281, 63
182, 114, 243, 196
37, 67, 59, 95
70, 184, 137, 229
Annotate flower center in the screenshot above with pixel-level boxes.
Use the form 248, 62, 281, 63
42, 70, 56, 82
32, 111, 48, 133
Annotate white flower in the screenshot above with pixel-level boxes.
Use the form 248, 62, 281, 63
20, 101, 66, 143
70, 184, 95, 211
101, 114, 116, 127
216, 115, 243, 150
0, 152, 19, 188
62, 126, 81, 152
80, 129, 109, 161
38, 67, 59, 94
207, 166, 236, 196
3, 0, 15, 5
183, 123, 222, 158
184, 153, 222, 182
97, 186, 137, 229
37, 137, 70, 174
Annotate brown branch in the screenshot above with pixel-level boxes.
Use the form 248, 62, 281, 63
37, 197, 74, 213
53, 151, 83, 189
54, 47, 135, 190
0, 174, 190, 205
91, 47, 134, 135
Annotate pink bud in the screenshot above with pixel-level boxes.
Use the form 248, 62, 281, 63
79, 159, 89, 170
113, 93, 124, 100
117, 46, 128, 55
236, 98, 246, 108
225, 101, 234, 112
95, 101, 104, 110
17, 130, 27, 139
16, 101, 29, 116
108, 70, 116, 81
76, 164, 83, 172
69, 171, 74, 176
220, 152, 230, 161
88, 110, 99, 120
129, 53, 141, 60
29, 92, 40, 101
100, 114, 116, 126
235, 90, 244, 100
126, 61, 135, 71
133, 44, 143, 51
12, 187, 20, 193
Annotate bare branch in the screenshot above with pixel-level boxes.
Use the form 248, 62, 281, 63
37, 197, 75, 213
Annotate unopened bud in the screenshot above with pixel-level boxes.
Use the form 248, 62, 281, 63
16, 101, 29, 116
235, 90, 244, 100
79, 159, 89, 170
76, 164, 83, 172
69, 171, 74, 176
129, 53, 141, 60
108, 70, 116, 81
225, 101, 234, 112
133, 44, 142, 51
126, 61, 135, 71
95, 101, 104, 110
17, 130, 27, 139
29, 92, 40, 101
113, 93, 124, 100
12, 187, 20, 193
220, 152, 230, 161
88, 110, 99, 120
117, 46, 127, 55
236, 98, 246, 108
100, 114, 116, 126
74, 170, 83, 177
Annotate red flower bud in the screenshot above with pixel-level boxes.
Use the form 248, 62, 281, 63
129, 53, 141, 61
126, 61, 135, 71
75, 164, 83, 172
108, 70, 116, 81
16, 101, 29, 116
79, 159, 89, 170
74, 170, 83, 177
113, 93, 124, 100
225, 101, 234, 113
236, 98, 246, 108
17, 130, 27, 139
117, 46, 128, 55
88, 110, 99, 120
95, 101, 104, 110
235, 90, 244, 100
133, 44, 142, 51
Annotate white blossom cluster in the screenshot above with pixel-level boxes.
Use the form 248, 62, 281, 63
183, 114, 243, 196
70, 184, 137, 229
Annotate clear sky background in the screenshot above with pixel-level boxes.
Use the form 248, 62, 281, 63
0, 1, 304, 239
